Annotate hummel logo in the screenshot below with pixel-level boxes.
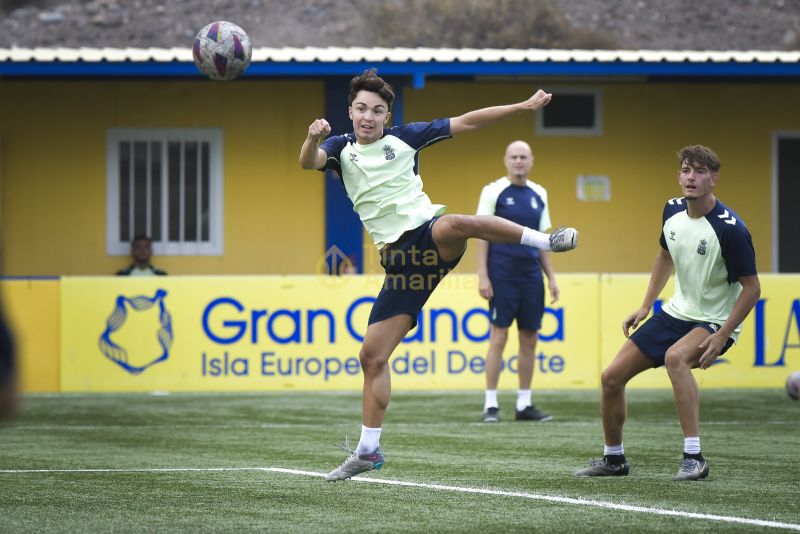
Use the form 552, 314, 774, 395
505, 197, 515, 206
669, 230, 676, 241
349, 153, 358, 162
717, 210, 737, 225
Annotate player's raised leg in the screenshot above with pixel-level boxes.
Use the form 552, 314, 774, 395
575, 340, 652, 477
325, 314, 413, 482
431, 214, 577, 262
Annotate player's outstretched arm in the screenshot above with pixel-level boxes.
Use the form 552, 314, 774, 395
623, 248, 674, 337
697, 274, 761, 369
299, 118, 331, 170
450, 90, 552, 135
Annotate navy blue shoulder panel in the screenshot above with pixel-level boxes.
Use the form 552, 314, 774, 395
660, 197, 688, 249
704, 199, 758, 283
385, 118, 451, 151
319, 132, 355, 176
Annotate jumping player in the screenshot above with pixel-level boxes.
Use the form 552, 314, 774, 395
300, 69, 578, 481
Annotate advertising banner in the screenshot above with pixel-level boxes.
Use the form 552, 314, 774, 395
60, 274, 599, 392
51, 273, 800, 392
0, 279, 60, 392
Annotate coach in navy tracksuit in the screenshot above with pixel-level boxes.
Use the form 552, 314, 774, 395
476, 140, 560, 423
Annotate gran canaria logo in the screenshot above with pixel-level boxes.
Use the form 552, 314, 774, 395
98, 289, 174, 375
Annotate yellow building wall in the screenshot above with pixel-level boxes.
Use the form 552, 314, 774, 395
0, 80, 325, 276
402, 81, 796, 275
3, 79, 798, 276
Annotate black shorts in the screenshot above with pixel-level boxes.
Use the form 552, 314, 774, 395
368, 217, 463, 328
489, 277, 544, 331
629, 310, 734, 367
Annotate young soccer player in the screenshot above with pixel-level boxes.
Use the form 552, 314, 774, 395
575, 145, 760, 481
300, 69, 578, 481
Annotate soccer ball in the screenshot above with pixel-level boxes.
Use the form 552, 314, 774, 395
193, 21, 252, 81
787, 371, 800, 401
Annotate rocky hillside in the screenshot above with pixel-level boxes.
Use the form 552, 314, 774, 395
0, 0, 798, 51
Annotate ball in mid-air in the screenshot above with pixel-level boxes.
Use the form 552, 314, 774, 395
787, 371, 800, 401
193, 21, 252, 81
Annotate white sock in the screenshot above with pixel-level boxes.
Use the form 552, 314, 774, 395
484, 389, 498, 411
520, 227, 551, 250
516, 389, 532, 411
356, 425, 382, 455
684, 436, 701, 455
604, 444, 624, 456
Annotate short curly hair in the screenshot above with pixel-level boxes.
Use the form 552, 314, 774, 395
348, 68, 395, 111
678, 145, 721, 172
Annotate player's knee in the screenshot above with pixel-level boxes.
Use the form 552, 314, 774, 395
600, 368, 624, 392
489, 329, 509, 347
664, 349, 690, 373
443, 214, 476, 239
359, 347, 388, 374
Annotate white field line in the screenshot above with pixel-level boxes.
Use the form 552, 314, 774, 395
6, 420, 793, 431
0, 466, 798, 531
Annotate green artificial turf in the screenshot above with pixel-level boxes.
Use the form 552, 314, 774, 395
1, 389, 797, 532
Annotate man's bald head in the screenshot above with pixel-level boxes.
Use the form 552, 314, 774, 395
504, 140, 534, 181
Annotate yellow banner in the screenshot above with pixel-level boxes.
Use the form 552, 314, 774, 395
45, 273, 800, 392
59, 274, 599, 392
1, 279, 60, 393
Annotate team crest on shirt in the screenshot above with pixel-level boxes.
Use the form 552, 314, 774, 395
383, 144, 396, 160
669, 231, 676, 241
697, 239, 707, 255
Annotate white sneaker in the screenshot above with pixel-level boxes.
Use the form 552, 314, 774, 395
549, 227, 578, 252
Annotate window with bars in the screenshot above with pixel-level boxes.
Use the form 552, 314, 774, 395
106, 129, 224, 255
